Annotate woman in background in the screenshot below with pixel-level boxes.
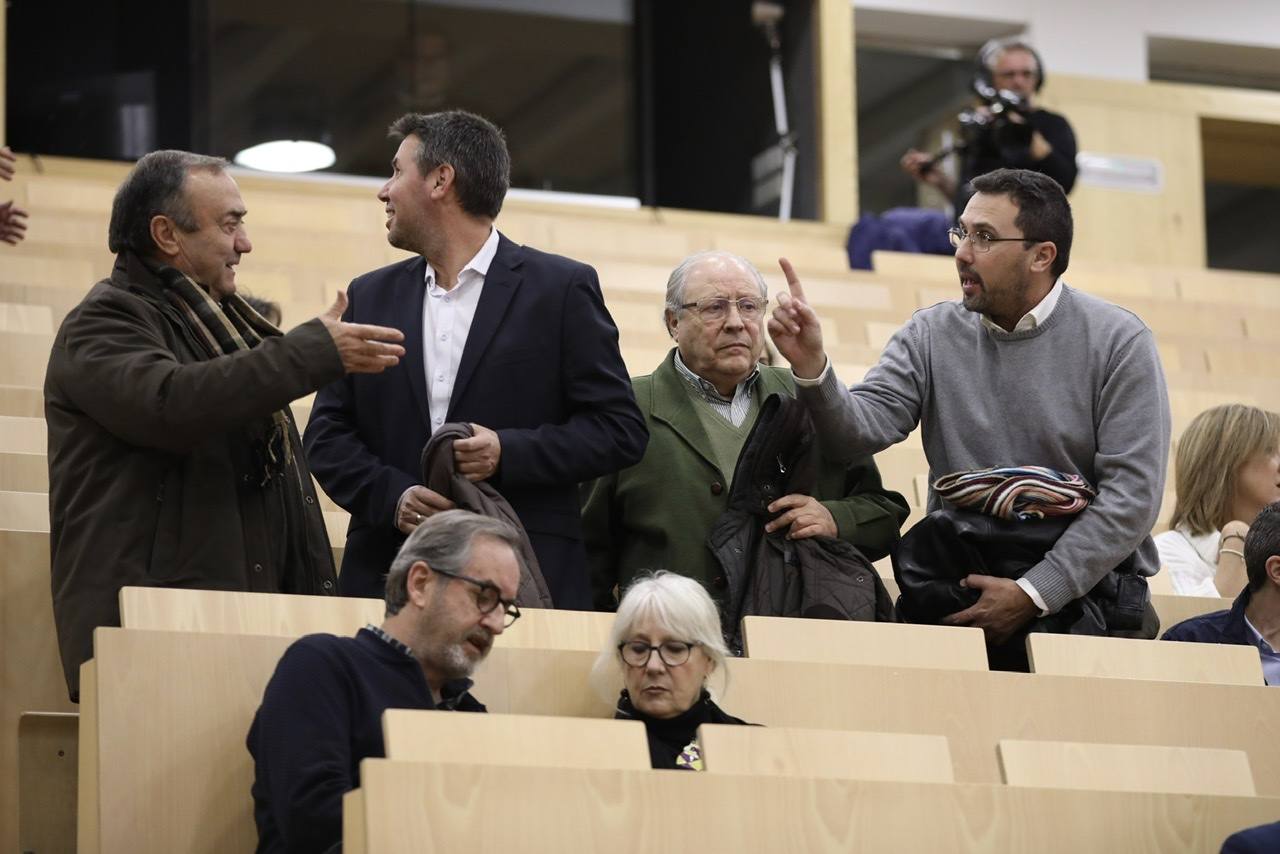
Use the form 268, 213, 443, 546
1157, 404, 1280, 597
592, 571, 749, 769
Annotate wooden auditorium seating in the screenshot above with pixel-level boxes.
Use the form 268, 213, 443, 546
0, 330, 53, 387
0, 415, 45, 455
1153, 592, 1233, 632
697, 724, 955, 783
17, 711, 77, 854
117, 586, 613, 651
0, 384, 44, 417
0, 301, 54, 334
119, 586, 385, 636
342, 760, 1280, 854
997, 739, 1255, 797
739, 614, 988, 671
0, 449, 45, 491
1025, 633, 1265, 686
0, 491, 75, 850
78, 627, 1280, 854
381, 709, 650, 770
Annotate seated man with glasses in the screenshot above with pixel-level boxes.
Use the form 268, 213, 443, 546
769, 168, 1170, 664
247, 510, 522, 853
590, 571, 749, 769
582, 250, 908, 612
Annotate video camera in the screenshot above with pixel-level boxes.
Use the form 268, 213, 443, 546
922, 77, 1032, 173
955, 78, 1030, 144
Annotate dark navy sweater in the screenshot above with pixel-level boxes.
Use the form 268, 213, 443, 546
246, 628, 485, 853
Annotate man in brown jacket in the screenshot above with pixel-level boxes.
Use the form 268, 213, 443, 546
44, 150, 406, 699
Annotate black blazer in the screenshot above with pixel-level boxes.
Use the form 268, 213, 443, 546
304, 234, 647, 608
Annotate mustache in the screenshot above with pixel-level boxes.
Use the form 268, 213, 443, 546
465, 629, 494, 655
957, 265, 984, 284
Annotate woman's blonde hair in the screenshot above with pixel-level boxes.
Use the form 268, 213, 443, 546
589, 571, 730, 703
1169, 404, 1280, 535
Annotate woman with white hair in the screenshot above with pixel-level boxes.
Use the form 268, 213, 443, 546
592, 571, 750, 770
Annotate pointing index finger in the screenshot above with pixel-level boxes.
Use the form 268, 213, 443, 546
777, 257, 808, 304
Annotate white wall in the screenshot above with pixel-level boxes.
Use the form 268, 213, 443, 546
855, 0, 1280, 81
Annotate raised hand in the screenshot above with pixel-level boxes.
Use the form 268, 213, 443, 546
319, 291, 406, 374
767, 257, 827, 379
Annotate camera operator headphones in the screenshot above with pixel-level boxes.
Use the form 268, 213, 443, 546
975, 36, 1045, 92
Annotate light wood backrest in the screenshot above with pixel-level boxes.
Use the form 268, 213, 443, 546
0, 488, 47, 529
0, 417, 46, 454
0, 385, 44, 418
1026, 633, 1264, 686
697, 724, 953, 783
1, 525, 74, 851
81, 628, 295, 854
1153, 594, 1230, 633
479, 648, 1280, 797
343, 760, 1280, 854
117, 588, 614, 652
0, 332, 55, 387
118, 586, 384, 637
740, 615, 987, 671
382, 709, 649, 770
0, 303, 54, 334
0, 451, 47, 492
495, 606, 614, 652
998, 739, 1255, 797
18, 712, 77, 854
1147, 567, 1178, 595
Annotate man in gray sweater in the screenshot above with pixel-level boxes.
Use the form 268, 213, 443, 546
769, 168, 1171, 648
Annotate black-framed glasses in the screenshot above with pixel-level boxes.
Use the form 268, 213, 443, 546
431, 567, 521, 627
678, 296, 768, 323
618, 639, 699, 668
947, 227, 1044, 253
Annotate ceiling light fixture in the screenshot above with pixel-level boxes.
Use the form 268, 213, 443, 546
233, 139, 336, 173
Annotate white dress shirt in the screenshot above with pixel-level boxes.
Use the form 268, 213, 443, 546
395, 227, 499, 524
421, 227, 499, 433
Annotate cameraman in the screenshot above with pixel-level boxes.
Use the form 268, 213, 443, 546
901, 38, 1077, 213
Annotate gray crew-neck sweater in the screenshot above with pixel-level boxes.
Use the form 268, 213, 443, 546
798, 285, 1171, 613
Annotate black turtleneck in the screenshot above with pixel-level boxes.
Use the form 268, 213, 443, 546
614, 689, 751, 770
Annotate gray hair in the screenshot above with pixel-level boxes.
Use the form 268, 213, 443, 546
663, 250, 768, 318
590, 571, 731, 700
107, 150, 229, 256
983, 37, 1041, 75
388, 110, 511, 220
384, 509, 521, 616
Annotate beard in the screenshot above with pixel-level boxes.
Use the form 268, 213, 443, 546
429, 628, 493, 681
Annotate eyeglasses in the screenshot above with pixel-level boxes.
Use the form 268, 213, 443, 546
430, 567, 521, 627
947, 227, 1044, 254
678, 296, 768, 323
618, 639, 699, 668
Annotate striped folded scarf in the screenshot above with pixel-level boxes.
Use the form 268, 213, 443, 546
153, 264, 292, 479
932, 465, 1096, 521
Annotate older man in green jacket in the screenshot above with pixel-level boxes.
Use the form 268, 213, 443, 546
582, 251, 908, 610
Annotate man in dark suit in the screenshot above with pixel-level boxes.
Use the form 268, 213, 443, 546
304, 110, 647, 609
